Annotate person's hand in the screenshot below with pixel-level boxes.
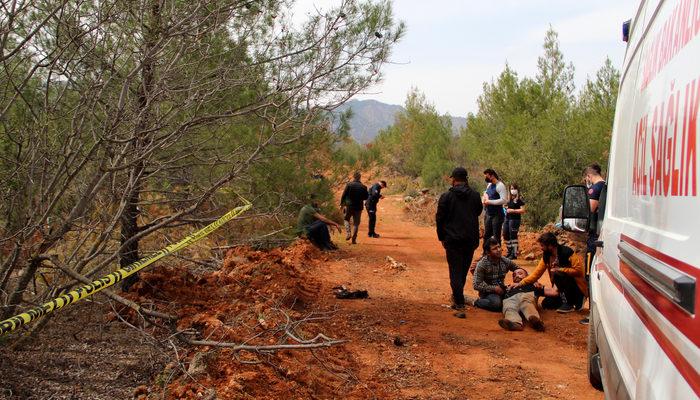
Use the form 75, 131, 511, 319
333, 224, 342, 234
533, 282, 544, 289
494, 286, 504, 295
551, 267, 560, 273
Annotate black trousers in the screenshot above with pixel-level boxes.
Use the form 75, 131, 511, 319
367, 206, 377, 234
484, 212, 505, 244
306, 220, 332, 249
503, 218, 521, 257
444, 242, 476, 306
552, 271, 585, 308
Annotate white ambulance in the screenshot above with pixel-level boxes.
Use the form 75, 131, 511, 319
561, 0, 700, 398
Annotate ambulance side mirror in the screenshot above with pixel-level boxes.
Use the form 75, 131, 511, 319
561, 185, 590, 233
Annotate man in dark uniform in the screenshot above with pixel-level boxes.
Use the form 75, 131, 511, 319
436, 167, 483, 310
366, 180, 387, 238
580, 163, 606, 324
340, 171, 369, 244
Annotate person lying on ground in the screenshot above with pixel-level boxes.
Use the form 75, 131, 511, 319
511, 232, 588, 313
468, 237, 519, 312
297, 197, 342, 251
498, 268, 548, 331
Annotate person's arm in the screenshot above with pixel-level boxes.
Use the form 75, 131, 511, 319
436, 193, 448, 242
485, 182, 508, 206
589, 183, 603, 213
555, 253, 585, 277
340, 184, 348, 207
472, 192, 484, 216
313, 212, 340, 232
473, 262, 497, 293
589, 199, 599, 213
507, 200, 526, 215
515, 259, 547, 287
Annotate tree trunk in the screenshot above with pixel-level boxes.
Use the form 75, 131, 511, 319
120, 0, 160, 291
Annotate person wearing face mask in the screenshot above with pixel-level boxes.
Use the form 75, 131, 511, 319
504, 183, 526, 259
511, 232, 587, 313
481, 168, 508, 242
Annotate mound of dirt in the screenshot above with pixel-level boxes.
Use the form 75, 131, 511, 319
403, 193, 438, 226
122, 240, 366, 399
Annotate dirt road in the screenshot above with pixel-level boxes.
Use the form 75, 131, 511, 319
314, 195, 602, 400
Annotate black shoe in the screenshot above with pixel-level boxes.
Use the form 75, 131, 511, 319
450, 303, 465, 310
498, 319, 523, 331
369, 233, 380, 238
528, 316, 545, 332
557, 303, 576, 313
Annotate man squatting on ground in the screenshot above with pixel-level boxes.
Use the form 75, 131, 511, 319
296, 197, 342, 251
498, 268, 555, 332
470, 237, 519, 312
512, 232, 588, 313
366, 180, 387, 238
436, 167, 483, 310
340, 171, 369, 244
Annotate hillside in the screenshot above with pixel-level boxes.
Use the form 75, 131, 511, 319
336, 99, 467, 144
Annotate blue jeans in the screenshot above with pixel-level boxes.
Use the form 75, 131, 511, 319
484, 212, 504, 244
475, 292, 503, 312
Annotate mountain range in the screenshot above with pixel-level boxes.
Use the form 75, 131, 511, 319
334, 99, 467, 144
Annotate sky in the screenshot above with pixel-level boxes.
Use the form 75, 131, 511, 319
293, 0, 640, 117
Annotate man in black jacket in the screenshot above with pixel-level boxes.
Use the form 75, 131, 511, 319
340, 171, 369, 244
366, 180, 387, 238
436, 167, 483, 310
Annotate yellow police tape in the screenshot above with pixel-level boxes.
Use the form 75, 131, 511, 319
0, 199, 252, 336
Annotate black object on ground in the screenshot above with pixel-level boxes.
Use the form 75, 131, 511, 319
333, 285, 369, 299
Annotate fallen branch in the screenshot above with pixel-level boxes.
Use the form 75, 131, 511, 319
185, 336, 347, 352
41, 254, 177, 321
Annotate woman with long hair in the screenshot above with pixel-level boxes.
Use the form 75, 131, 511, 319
504, 183, 526, 259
